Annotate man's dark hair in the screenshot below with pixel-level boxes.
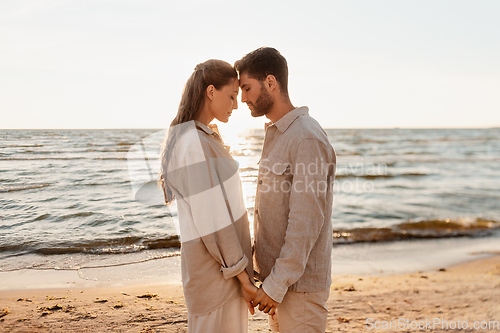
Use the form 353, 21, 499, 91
235, 47, 289, 96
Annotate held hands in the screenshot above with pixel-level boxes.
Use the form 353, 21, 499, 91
253, 286, 279, 316
236, 270, 279, 316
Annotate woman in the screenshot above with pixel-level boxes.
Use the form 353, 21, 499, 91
159, 59, 257, 332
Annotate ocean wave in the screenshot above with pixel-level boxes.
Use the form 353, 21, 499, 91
335, 172, 429, 180
86, 143, 118, 147
54, 212, 97, 222
0, 178, 17, 183
0, 184, 51, 192
2, 144, 44, 148
333, 218, 500, 244
93, 157, 129, 160
0, 156, 143, 161
337, 151, 362, 156
403, 151, 438, 155
239, 167, 259, 172
33, 213, 51, 221
0, 250, 180, 272
75, 180, 129, 186
355, 139, 389, 144
0, 235, 181, 256
10, 147, 131, 154
5, 218, 496, 255
86, 148, 131, 153
0, 157, 85, 161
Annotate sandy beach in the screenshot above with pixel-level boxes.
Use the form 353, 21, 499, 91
1, 254, 499, 333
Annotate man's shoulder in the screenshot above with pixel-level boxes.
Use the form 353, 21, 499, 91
287, 112, 329, 144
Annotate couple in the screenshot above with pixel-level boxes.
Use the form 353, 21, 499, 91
159, 47, 336, 333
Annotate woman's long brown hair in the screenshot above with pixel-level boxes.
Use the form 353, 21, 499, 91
159, 59, 237, 203
170, 59, 237, 126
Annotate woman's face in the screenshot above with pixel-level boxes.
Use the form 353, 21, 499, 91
210, 79, 239, 123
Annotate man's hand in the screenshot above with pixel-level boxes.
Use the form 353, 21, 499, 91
254, 286, 279, 316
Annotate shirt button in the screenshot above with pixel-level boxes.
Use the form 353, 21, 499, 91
255, 209, 259, 215
258, 180, 262, 185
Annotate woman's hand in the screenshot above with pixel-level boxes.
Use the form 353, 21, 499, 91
236, 270, 258, 315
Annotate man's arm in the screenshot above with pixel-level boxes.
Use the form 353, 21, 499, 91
262, 138, 331, 303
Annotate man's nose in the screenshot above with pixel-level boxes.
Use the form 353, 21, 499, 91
241, 90, 247, 103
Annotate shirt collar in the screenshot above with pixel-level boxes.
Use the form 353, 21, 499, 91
194, 120, 215, 135
194, 120, 225, 144
265, 106, 309, 133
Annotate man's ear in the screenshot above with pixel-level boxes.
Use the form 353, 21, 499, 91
206, 85, 215, 101
265, 75, 277, 91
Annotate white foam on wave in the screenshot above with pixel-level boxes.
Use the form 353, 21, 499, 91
0, 184, 51, 192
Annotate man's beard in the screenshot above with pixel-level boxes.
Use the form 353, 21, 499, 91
249, 84, 274, 117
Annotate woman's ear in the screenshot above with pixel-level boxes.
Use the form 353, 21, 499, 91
206, 85, 215, 101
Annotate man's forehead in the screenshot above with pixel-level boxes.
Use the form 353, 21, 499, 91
238, 73, 256, 86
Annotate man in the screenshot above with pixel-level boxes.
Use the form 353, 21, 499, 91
235, 47, 336, 332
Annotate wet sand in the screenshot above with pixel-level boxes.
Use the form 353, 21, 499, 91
1, 254, 499, 332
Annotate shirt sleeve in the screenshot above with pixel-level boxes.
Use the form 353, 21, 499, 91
262, 138, 331, 302
178, 149, 248, 280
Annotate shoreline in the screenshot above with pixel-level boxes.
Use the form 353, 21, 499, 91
0, 254, 499, 332
2, 235, 500, 292
331, 235, 500, 276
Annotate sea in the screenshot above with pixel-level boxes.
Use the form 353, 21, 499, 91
1, 128, 499, 280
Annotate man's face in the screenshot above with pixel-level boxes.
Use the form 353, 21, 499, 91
239, 73, 274, 118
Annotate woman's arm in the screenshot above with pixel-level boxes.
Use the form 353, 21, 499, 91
236, 269, 258, 315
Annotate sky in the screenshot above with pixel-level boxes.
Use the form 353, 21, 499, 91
1, 0, 499, 130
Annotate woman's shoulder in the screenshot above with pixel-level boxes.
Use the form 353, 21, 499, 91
170, 122, 203, 153
164, 123, 205, 170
